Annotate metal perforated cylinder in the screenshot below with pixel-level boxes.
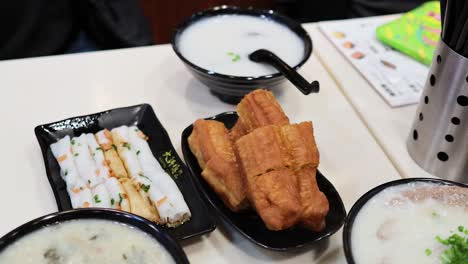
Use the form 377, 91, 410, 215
407, 39, 468, 183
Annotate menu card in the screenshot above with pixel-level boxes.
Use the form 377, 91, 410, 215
318, 16, 429, 107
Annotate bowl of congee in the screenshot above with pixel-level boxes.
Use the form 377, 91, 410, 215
0, 209, 189, 264
172, 6, 312, 104
343, 178, 468, 264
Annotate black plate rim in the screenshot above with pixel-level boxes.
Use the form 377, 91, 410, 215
342, 177, 468, 264
0, 208, 189, 264
171, 5, 313, 81
34, 104, 216, 241
181, 111, 346, 251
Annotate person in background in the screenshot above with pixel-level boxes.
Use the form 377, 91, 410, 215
276, 0, 350, 22
0, 0, 152, 61
277, 0, 433, 22
349, 0, 431, 17
0, 0, 75, 60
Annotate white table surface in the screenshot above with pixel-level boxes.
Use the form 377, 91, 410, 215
308, 23, 434, 179
0, 25, 400, 263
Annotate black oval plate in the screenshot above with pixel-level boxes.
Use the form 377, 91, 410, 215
181, 111, 346, 251
0, 209, 189, 264
342, 178, 468, 264
34, 104, 216, 241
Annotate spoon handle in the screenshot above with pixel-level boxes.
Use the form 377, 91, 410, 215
249, 49, 319, 95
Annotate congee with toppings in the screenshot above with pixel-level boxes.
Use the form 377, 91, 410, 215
351, 182, 468, 264
177, 14, 305, 77
0, 219, 175, 264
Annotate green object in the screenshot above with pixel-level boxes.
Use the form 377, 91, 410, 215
430, 226, 468, 264
376, 1, 441, 65
227, 52, 241, 62
141, 184, 151, 192
93, 194, 101, 203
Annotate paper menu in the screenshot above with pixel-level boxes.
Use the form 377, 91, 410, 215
318, 16, 429, 107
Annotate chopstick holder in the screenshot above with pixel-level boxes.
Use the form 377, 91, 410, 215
407, 39, 468, 183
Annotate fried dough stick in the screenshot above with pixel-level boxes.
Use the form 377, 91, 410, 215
188, 119, 248, 211
230, 89, 289, 141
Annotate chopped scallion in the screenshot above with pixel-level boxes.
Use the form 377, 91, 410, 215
122, 142, 131, 150
118, 193, 123, 206
431, 225, 468, 264
141, 184, 150, 192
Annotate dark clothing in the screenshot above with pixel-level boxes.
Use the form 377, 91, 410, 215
79, 0, 153, 49
0, 0, 152, 60
276, 0, 350, 22
349, 0, 431, 17
65, 31, 99, 54
277, 0, 433, 22
0, 0, 76, 60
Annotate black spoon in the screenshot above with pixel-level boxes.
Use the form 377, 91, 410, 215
249, 49, 320, 95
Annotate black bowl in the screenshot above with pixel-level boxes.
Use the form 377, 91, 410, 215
180, 112, 346, 251
342, 178, 468, 264
0, 209, 189, 264
171, 6, 313, 104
